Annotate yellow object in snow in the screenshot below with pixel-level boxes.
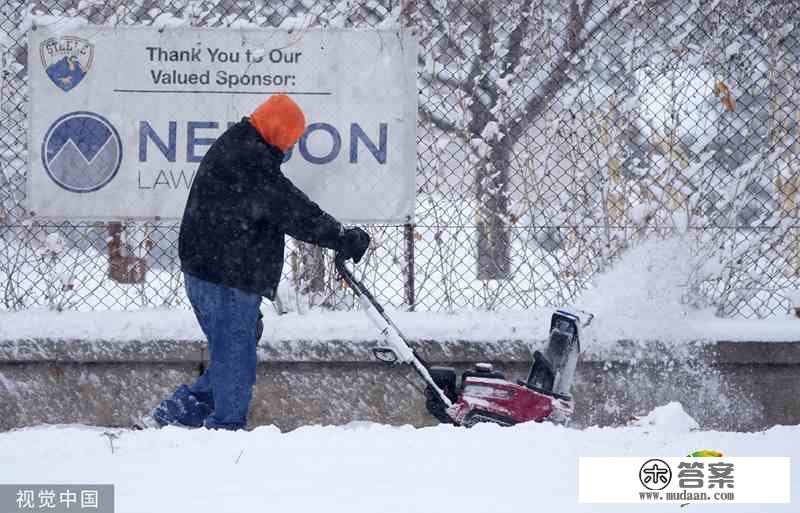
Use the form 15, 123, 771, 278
687, 449, 724, 457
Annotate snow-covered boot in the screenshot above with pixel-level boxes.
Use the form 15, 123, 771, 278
131, 414, 162, 430
136, 384, 213, 429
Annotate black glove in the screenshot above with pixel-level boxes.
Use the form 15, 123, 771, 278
255, 312, 264, 343
338, 227, 370, 263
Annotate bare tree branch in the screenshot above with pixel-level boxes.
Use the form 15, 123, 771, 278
580, 0, 594, 25
420, 0, 469, 58
419, 104, 460, 134
420, 71, 467, 92
502, 0, 536, 77
567, 0, 582, 51
508, 0, 627, 145
400, 0, 417, 27
466, 0, 496, 135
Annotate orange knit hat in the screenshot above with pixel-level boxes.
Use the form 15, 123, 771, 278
249, 94, 306, 152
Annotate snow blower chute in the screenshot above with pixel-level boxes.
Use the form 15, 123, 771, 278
336, 255, 592, 427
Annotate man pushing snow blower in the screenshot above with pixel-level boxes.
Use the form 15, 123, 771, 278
139, 92, 587, 431
139, 94, 370, 431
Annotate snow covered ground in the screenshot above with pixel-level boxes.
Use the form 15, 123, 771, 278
1, 404, 796, 513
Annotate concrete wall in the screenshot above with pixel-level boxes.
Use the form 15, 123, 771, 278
0, 338, 798, 432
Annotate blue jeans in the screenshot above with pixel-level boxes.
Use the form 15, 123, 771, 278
153, 273, 262, 430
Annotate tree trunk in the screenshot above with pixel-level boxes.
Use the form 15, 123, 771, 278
299, 242, 326, 299
471, 4, 511, 280
476, 139, 511, 280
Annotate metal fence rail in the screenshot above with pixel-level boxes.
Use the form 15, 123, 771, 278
1, 0, 798, 317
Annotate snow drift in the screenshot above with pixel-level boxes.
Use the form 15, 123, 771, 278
2, 403, 797, 513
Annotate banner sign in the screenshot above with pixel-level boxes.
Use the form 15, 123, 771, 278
28, 26, 418, 223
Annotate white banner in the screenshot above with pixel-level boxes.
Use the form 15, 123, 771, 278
579, 457, 791, 504
27, 26, 418, 223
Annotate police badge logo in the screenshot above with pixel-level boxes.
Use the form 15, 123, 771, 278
39, 36, 94, 92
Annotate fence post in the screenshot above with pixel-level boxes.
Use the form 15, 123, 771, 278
400, 0, 417, 311
404, 221, 415, 310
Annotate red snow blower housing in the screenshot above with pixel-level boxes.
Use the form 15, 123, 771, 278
336, 256, 591, 427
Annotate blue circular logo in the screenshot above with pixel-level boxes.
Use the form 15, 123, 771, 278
41, 111, 122, 193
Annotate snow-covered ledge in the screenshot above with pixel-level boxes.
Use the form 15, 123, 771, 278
1, 308, 799, 432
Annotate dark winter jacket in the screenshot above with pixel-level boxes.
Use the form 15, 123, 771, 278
178, 119, 343, 299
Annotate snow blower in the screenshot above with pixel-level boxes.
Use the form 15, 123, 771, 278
336, 255, 592, 427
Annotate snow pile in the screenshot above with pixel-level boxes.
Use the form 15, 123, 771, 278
279, 14, 315, 31
0, 308, 203, 343
784, 289, 800, 310
18, 11, 88, 35
629, 401, 700, 433
1, 302, 798, 349
43, 233, 66, 255
151, 13, 189, 30
3, 306, 798, 348
1, 405, 797, 513
0, 32, 12, 48
0, 307, 549, 344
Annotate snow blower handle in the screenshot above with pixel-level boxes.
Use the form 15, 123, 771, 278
335, 254, 454, 409
335, 254, 382, 314
335, 253, 416, 364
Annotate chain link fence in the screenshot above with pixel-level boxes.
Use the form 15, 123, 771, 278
0, 0, 798, 317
